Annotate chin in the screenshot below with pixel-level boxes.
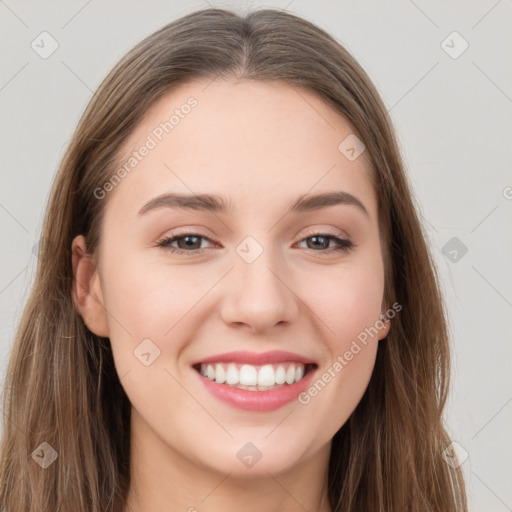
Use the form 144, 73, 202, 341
194, 434, 315, 477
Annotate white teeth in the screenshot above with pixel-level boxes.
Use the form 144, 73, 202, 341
285, 364, 296, 384
239, 364, 258, 386
214, 363, 226, 384
198, 362, 309, 389
275, 365, 286, 385
226, 364, 238, 385
257, 364, 275, 387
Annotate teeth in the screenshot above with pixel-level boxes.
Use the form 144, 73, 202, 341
214, 363, 226, 384
285, 365, 295, 384
226, 364, 238, 385
198, 362, 309, 389
275, 365, 286, 385
239, 364, 258, 386
257, 364, 275, 387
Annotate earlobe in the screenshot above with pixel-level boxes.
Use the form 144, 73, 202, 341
71, 235, 110, 337
377, 311, 392, 340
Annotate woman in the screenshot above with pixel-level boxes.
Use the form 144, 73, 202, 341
0, 7, 468, 511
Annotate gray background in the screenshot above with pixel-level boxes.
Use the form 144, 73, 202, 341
1, 1, 511, 510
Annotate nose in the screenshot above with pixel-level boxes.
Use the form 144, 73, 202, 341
219, 249, 300, 334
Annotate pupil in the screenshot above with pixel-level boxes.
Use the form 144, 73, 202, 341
308, 235, 327, 250
181, 236, 200, 249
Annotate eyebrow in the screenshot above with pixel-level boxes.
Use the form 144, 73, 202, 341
137, 191, 370, 218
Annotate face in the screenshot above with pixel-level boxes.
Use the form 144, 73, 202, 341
73, 78, 390, 478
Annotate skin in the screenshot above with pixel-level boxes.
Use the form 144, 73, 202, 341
72, 78, 391, 512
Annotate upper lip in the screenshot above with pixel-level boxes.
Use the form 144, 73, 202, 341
191, 350, 317, 366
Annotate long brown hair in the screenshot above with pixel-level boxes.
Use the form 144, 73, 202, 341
0, 8, 467, 511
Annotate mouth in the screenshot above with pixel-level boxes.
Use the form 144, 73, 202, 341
192, 361, 317, 391
191, 350, 319, 411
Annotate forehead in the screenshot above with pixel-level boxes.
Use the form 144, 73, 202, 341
108, 78, 377, 222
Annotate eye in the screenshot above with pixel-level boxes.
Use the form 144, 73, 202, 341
295, 229, 354, 254
156, 233, 217, 254
156, 230, 354, 255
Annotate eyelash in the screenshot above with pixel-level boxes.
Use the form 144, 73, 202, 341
156, 229, 354, 255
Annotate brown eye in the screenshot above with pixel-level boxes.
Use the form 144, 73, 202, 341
157, 233, 216, 254
297, 231, 354, 253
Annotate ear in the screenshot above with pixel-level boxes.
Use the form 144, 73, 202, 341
376, 314, 391, 340
377, 299, 392, 341
71, 235, 109, 337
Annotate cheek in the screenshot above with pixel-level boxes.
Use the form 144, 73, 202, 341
100, 250, 207, 333
296, 264, 384, 436
97, 253, 203, 414
303, 259, 385, 347
97, 249, 222, 380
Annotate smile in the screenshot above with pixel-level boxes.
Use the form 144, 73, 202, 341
194, 362, 315, 390
191, 350, 318, 411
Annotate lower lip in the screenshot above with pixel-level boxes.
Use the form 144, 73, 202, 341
194, 366, 317, 412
